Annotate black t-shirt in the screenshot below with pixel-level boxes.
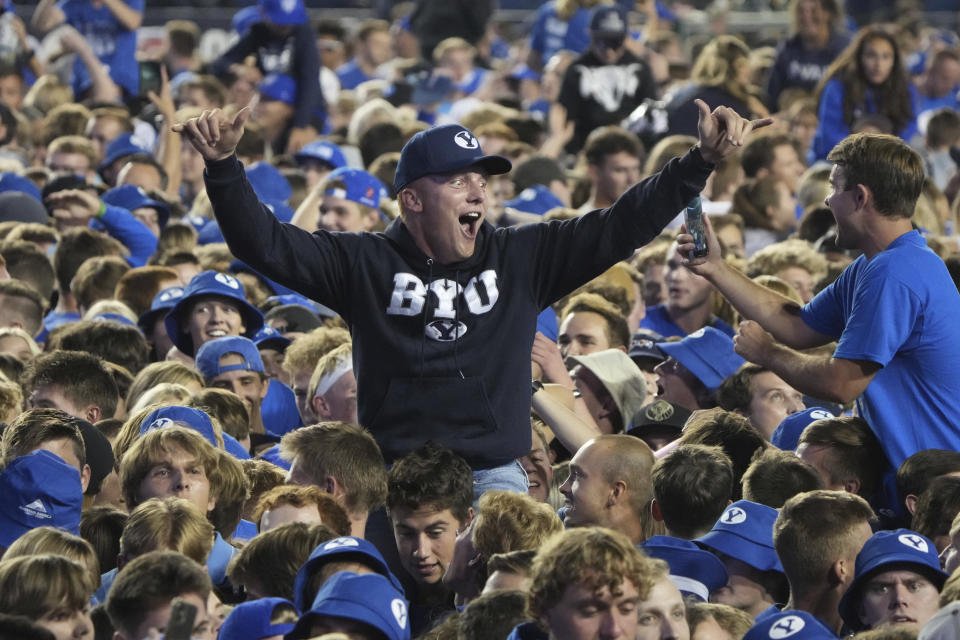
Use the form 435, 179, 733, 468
557, 48, 657, 154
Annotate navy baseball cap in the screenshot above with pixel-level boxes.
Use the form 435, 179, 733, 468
102, 184, 170, 229
195, 336, 265, 379
0, 450, 83, 547
294, 536, 405, 611
641, 536, 728, 602
839, 529, 948, 631
259, 73, 296, 105
138, 285, 185, 334
629, 335, 666, 368
589, 5, 628, 37
164, 271, 264, 356
289, 572, 410, 640
100, 133, 150, 172
218, 597, 299, 640
258, 0, 307, 25
658, 328, 746, 392
294, 140, 347, 170
218, 598, 300, 640
503, 185, 565, 216
696, 500, 784, 573
324, 167, 388, 210
254, 325, 291, 351
0, 172, 41, 201
393, 124, 511, 193
744, 611, 838, 640
771, 407, 835, 451
139, 405, 218, 447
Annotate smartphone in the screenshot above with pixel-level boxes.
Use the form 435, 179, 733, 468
685, 196, 708, 259
164, 598, 198, 640
138, 60, 163, 97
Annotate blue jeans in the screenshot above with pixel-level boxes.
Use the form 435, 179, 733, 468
472, 460, 528, 506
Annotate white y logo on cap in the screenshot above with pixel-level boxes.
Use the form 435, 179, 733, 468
768, 616, 805, 639
722, 506, 747, 524
150, 418, 174, 430
810, 409, 833, 420
454, 131, 478, 149
898, 533, 928, 553
160, 288, 183, 302
689, 328, 707, 338
323, 537, 360, 550
281, 0, 297, 12
391, 599, 408, 628
214, 273, 240, 289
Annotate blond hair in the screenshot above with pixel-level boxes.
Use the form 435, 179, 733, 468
126, 361, 204, 411
4, 527, 100, 588
473, 490, 564, 560
308, 342, 353, 400
746, 239, 828, 282
0, 554, 95, 620
251, 484, 351, 536
120, 497, 215, 565
282, 326, 351, 377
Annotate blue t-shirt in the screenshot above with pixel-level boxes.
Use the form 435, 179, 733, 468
260, 379, 303, 437
528, 2, 592, 66
640, 304, 735, 339
801, 231, 960, 467
59, 0, 142, 96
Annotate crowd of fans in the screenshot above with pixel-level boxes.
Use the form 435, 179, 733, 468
0, 0, 959, 638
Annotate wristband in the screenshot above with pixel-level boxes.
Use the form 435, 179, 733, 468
572, 388, 582, 399
95, 201, 106, 218
531, 380, 544, 395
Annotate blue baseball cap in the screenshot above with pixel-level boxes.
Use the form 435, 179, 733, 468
195, 336, 265, 379
0, 450, 83, 547
771, 408, 835, 451
289, 572, 409, 640
164, 271, 264, 356
258, 0, 307, 25
259, 73, 296, 105
266, 294, 327, 316
641, 536, 728, 602
232, 5, 261, 35
839, 529, 948, 631
138, 286, 185, 334
324, 167, 388, 210
223, 433, 252, 460
294, 537, 405, 611
259, 444, 290, 470
139, 405, 218, 447
658, 328, 746, 392
503, 185, 565, 216
102, 184, 170, 229
219, 598, 299, 640
246, 162, 292, 206
394, 124, 511, 193
99, 133, 150, 173
294, 140, 347, 170
229, 260, 297, 297
0, 172, 41, 201
589, 5, 628, 37
91, 313, 140, 331
744, 611, 838, 640
696, 500, 784, 573
254, 325, 291, 351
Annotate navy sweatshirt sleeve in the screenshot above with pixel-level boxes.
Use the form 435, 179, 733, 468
525, 146, 714, 308
203, 155, 352, 315
290, 24, 322, 128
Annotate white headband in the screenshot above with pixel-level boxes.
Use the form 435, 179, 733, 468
669, 575, 709, 602
313, 359, 353, 398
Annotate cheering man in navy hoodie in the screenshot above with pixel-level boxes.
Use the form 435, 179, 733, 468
174, 101, 769, 497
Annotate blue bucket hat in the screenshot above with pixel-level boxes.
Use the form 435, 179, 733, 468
102, 184, 170, 229
139, 405, 219, 447
219, 598, 299, 640
744, 611, 838, 640
839, 529, 948, 631
99, 133, 150, 173
696, 500, 784, 573
503, 185, 565, 216
771, 407, 835, 451
0, 450, 83, 547
230, 260, 297, 297
324, 167, 388, 210
293, 536, 405, 611
259, 0, 307, 25
164, 271, 264, 356
394, 124, 511, 193
289, 572, 409, 640
259, 73, 297, 105
138, 286, 185, 335
641, 536, 728, 601
658, 328, 746, 392
294, 140, 347, 170
195, 336, 265, 380
0, 172, 41, 201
